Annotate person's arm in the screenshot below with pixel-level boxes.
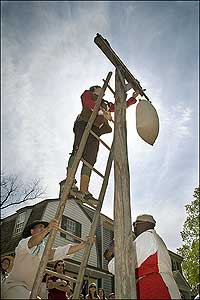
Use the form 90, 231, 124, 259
68, 235, 96, 254
108, 257, 115, 275
52, 236, 96, 261
47, 279, 69, 292
28, 219, 59, 249
108, 91, 139, 112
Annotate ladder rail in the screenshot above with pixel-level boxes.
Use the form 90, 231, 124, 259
72, 142, 114, 299
30, 71, 112, 299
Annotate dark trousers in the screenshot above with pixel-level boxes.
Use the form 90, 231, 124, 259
71, 120, 100, 166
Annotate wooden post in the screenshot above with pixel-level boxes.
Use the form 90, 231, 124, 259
114, 67, 137, 299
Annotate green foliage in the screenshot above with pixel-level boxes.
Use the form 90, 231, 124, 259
177, 187, 200, 289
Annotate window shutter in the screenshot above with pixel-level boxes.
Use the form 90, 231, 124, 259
76, 222, 82, 238
60, 216, 67, 238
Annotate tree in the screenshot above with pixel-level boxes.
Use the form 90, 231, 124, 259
0, 172, 46, 210
177, 187, 199, 289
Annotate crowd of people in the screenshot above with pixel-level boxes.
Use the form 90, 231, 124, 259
1, 213, 199, 299
1, 256, 115, 300
37, 261, 114, 300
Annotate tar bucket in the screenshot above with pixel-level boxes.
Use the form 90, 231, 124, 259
136, 100, 159, 146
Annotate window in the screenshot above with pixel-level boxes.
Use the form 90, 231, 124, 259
60, 216, 82, 240
15, 212, 26, 234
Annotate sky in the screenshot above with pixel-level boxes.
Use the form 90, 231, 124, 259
1, 1, 199, 253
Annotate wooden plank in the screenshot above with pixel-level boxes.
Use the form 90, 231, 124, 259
81, 158, 104, 179
72, 143, 114, 299
30, 72, 112, 299
94, 33, 150, 102
58, 228, 84, 242
90, 130, 111, 151
113, 67, 137, 299
45, 269, 77, 283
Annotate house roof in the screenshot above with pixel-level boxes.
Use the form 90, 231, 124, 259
1, 200, 49, 254
173, 271, 191, 291
1, 197, 183, 260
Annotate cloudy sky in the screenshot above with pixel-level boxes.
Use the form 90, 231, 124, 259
2, 1, 199, 252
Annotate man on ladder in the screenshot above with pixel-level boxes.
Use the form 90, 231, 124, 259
66, 85, 139, 203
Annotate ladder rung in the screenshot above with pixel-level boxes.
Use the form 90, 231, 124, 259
58, 228, 84, 242
90, 130, 111, 151
45, 269, 77, 283
81, 158, 104, 179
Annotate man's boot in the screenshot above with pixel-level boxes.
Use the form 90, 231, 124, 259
78, 175, 97, 203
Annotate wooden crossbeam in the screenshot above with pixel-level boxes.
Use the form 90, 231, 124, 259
95, 33, 150, 102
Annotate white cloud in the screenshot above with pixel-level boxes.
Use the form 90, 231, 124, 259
2, 2, 198, 253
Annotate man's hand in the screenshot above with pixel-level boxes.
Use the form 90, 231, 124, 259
84, 235, 96, 244
103, 110, 112, 121
59, 280, 68, 287
132, 90, 140, 98
47, 219, 59, 233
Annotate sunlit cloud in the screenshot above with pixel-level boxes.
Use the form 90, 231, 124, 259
2, 1, 198, 252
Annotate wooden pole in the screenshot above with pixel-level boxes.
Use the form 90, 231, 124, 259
114, 67, 136, 299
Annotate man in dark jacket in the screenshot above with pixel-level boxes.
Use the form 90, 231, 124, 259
66, 85, 138, 203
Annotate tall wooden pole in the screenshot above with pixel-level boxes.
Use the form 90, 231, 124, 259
114, 67, 136, 299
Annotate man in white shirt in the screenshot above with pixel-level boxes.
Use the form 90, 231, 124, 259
108, 214, 181, 299
1, 219, 95, 299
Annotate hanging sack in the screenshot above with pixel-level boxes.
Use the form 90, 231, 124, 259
136, 100, 159, 145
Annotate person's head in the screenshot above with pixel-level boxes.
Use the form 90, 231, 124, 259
89, 85, 103, 97
88, 282, 97, 297
54, 260, 65, 274
98, 288, 106, 299
22, 220, 49, 238
133, 214, 156, 237
1, 258, 10, 271
108, 292, 115, 299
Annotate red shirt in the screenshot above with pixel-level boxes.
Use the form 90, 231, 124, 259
81, 90, 137, 112
48, 276, 68, 300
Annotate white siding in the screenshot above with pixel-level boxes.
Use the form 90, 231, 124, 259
42, 199, 97, 267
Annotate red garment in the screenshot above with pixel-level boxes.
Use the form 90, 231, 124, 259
108, 230, 181, 299
48, 276, 68, 300
136, 252, 171, 299
81, 90, 137, 112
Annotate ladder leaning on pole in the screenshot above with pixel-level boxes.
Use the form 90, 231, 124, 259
30, 71, 114, 299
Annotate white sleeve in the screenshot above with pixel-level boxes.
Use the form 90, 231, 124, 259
53, 244, 75, 261
134, 230, 157, 268
108, 257, 115, 275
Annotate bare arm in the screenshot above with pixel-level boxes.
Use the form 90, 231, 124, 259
28, 219, 59, 249
47, 280, 69, 292
68, 236, 96, 255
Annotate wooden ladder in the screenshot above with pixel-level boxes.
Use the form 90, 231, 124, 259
30, 71, 114, 299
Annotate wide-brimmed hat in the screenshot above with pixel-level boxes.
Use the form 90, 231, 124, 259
134, 214, 156, 225
22, 220, 49, 238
